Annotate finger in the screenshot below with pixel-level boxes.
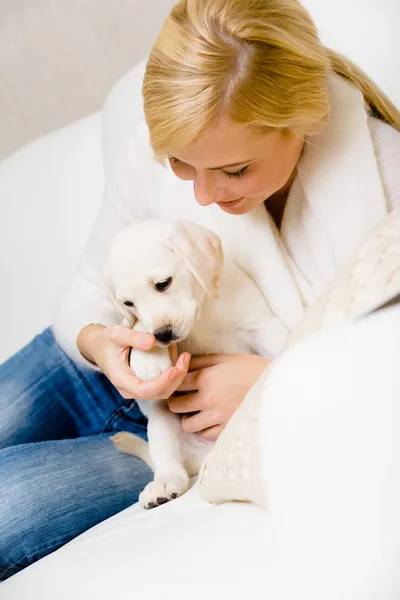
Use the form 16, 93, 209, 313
199, 425, 223, 442
154, 352, 191, 399
188, 354, 229, 371
169, 343, 179, 365
111, 325, 155, 350
114, 351, 190, 400
176, 369, 202, 392
168, 392, 202, 414
115, 361, 179, 399
181, 411, 217, 434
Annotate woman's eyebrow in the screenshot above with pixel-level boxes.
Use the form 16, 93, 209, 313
208, 159, 254, 170
169, 156, 254, 170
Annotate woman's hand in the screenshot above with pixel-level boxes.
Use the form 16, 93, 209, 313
77, 324, 190, 401
167, 354, 271, 441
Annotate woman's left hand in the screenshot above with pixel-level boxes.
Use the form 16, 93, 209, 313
167, 354, 271, 442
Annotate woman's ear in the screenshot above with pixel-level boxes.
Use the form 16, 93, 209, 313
103, 261, 136, 328
164, 221, 224, 299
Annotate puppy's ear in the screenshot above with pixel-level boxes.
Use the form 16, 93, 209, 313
165, 222, 224, 299
103, 261, 136, 328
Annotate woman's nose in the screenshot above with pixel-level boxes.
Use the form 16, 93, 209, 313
193, 172, 226, 207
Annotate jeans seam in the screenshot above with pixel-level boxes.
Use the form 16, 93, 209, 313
0, 533, 72, 581
102, 408, 124, 433
101, 406, 138, 433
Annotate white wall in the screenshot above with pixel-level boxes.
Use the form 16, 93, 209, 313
302, 0, 400, 107
0, 0, 177, 160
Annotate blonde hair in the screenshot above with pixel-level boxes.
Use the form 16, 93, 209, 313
143, 0, 400, 159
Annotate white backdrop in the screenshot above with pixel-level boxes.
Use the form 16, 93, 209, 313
0, 0, 177, 160
302, 0, 399, 107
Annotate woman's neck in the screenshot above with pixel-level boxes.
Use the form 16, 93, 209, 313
265, 167, 297, 229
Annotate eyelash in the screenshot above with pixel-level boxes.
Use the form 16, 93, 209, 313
170, 158, 249, 179
224, 166, 248, 179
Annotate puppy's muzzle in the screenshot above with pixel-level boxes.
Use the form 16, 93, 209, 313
154, 326, 177, 346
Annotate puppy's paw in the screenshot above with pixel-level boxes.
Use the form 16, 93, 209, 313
139, 467, 190, 509
130, 346, 172, 381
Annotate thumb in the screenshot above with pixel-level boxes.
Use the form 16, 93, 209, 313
112, 325, 155, 350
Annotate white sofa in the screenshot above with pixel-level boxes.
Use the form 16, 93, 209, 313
1, 1, 400, 597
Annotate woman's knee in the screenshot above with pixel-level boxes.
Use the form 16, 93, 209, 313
0, 444, 63, 580
0, 436, 153, 580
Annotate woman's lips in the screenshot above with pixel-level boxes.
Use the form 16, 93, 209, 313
216, 197, 244, 208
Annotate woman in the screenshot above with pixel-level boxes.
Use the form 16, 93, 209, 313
1, 0, 399, 581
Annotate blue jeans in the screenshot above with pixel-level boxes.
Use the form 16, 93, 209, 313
0, 327, 152, 581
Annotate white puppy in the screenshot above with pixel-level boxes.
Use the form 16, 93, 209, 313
103, 219, 287, 508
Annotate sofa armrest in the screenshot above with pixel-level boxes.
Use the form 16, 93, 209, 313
0, 113, 103, 363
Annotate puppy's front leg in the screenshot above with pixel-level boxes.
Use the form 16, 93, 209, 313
139, 401, 190, 509
129, 320, 172, 382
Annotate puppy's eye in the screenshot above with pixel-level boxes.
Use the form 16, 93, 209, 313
123, 300, 134, 307
155, 277, 172, 292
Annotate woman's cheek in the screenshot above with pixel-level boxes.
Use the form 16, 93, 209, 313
169, 163, 195, 181
246, 163, 292, 197
173, 169, 192, 181
240, 173, 276, 198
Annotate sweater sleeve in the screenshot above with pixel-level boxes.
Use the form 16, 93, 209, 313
51, 123, 153, 369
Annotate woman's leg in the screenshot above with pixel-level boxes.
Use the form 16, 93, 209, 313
0, 434, 152, 581
0, 326, 148, 448
0, 327, 152, 581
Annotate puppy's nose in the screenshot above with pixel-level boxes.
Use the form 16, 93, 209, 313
154, 327, 173, 345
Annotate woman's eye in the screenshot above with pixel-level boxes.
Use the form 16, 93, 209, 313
223, 166, 249, 179
123, 300, 134, 307
155, 277, 172, 292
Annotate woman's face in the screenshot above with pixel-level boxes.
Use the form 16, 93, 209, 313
168, 116, 305, 215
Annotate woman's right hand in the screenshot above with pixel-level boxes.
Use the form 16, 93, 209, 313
77, 323, 191, 401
